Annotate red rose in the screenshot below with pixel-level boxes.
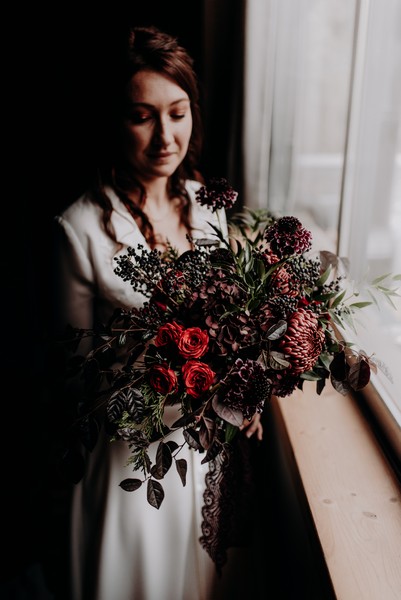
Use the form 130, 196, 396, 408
149, 363, 178, 396
182, 360, 216, 398
178, 327, 209, 359
154, 322, 184, 347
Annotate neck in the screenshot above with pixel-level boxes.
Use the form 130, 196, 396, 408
141, 177, 170, 206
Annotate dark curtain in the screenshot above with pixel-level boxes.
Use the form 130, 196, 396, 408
201, 0, 246, 205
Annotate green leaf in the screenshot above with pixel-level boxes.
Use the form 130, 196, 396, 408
225, 423, 239, 443
371, 273, 392, 285
316, 266, 332, 286
268, 351, 290, 370
376, 286, 400, 296
330, 289, 347, 308
383, 294, 398, 310
349, 301, 372, 309
244, 270, 256, 288
300, 371, 322, 381
246, 296, 262, 312
319, 352, 333, 370
205, 221, 226, 242
243, 242, 253, 273
256, 258, 266, 279
314, 290, 341, 302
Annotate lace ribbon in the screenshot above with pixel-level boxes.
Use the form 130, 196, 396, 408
199, 435, 256, 573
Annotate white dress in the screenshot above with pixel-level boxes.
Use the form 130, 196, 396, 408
54, 180, 244, 600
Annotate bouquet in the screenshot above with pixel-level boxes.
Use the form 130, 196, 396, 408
60, 177, 399, 565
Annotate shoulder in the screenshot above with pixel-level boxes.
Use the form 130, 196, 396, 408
184, 179, 203, 198
55, 192, 103, 234
53, 191, 114, 258
55, 186, 135, 240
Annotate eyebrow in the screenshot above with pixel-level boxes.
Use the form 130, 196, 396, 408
128, 98, 190, 109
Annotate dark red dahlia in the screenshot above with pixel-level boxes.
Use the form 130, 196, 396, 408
264, 216, 312, 258
279, 308, 324, 374
195, 178, 238, 212
271, 373, 300, 397
221, 358, 270, 420
262, 249, 280, 266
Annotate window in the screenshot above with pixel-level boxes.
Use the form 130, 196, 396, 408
244, 0, 401, 453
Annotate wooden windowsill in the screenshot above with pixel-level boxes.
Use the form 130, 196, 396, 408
274, 380, 401, 599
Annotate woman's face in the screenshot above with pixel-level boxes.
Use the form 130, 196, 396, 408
122, 70, 193, 181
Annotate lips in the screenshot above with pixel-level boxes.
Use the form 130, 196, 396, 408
149, 152, 174, 160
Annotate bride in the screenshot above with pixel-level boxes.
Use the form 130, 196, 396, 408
53, 25, 262, 600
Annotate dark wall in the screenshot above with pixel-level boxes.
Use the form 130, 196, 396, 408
5, 5, 207, 596
5, 4, 245, 596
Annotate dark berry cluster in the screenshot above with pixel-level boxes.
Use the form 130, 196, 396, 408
266, 294, 298, 318
114, 245, 168, 297
288, 255, 321, 288
176, 249, 211, 289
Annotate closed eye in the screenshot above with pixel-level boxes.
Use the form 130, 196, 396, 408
129, 112, 153, 124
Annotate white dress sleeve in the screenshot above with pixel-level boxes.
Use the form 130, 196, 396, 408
53, 215, 95, 333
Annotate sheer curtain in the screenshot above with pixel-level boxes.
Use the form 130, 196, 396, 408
243, 0, 355, 236
243, 0, 308, 215
242, 0, 401, 428
243, 0, 400, 259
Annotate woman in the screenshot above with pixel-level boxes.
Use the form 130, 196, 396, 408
53, 25, 262, 600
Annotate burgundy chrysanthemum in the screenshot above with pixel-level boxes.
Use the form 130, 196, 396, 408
270, 264, 300, 297
264, 216, 312, 258
279, 308, 325, 374
195, 178, 238, 212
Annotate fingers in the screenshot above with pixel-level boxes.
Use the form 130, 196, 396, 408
240, 413, 263, 441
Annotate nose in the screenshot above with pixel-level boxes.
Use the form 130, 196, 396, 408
153, 116, 174, 146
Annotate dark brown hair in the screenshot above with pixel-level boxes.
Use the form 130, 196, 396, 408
90, 25, 204, 247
